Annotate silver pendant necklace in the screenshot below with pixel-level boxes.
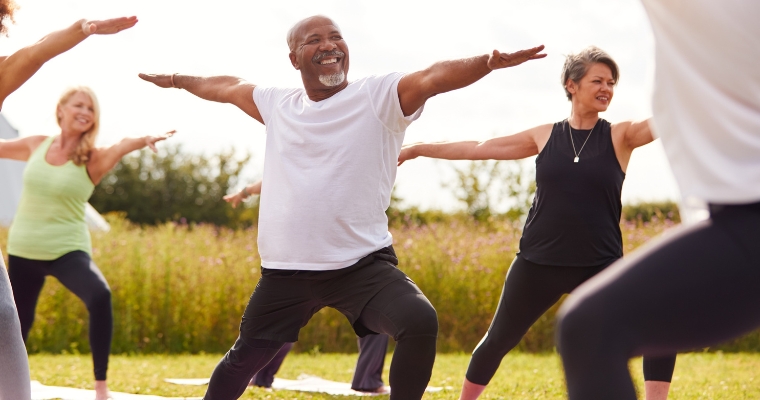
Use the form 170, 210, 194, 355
568, 118, 599, 163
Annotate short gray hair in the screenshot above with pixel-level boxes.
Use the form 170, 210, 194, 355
561, 46, 619, 101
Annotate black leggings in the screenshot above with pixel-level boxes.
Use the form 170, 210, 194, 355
557, 203, 760, 399
467, 255, 676, 385
204, 278, 437, 400
8, 251, 113, 381
251, 334, 389, 391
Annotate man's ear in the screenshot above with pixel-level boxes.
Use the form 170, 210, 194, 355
289, 52, 300, 70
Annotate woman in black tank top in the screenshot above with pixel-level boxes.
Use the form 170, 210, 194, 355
399, 46, 676, 400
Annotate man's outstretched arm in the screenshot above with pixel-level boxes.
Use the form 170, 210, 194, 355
397, 46, 546, 116
138, 73, 263, 124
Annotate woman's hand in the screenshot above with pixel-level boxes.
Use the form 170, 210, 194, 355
81, 16, 138, 36
398, 143, 420, 166
144, 130, 176, 153
223, 192, 247, 208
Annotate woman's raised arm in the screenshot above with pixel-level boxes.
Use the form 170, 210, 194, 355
0, 16, 137, 107
86, 130, 174, 185
398, 123, 551, 166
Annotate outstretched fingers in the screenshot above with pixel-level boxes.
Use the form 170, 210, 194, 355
147, 130, 176, 153
487, 45, 547, 70
223, 194, 241, 208
84, 16, 138, 35
138, 73, 173, 88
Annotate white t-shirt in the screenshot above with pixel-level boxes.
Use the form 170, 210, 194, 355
253, 73, 422, 270
642, 0, 760, 204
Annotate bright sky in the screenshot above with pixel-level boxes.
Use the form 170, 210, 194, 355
0, 0, 680, 211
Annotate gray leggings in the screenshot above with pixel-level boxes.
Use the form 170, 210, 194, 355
0, 254, 31, 400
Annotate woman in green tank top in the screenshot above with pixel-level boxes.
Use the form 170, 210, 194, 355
0, 9, 138, 400
0, 86, 172, 400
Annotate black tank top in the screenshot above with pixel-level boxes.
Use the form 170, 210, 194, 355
519, 119, 625, 266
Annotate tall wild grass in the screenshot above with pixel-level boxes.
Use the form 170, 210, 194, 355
2, 214, 757, 354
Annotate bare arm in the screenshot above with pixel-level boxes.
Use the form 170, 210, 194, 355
398, 124, 550, 165
0, 135, 48, 161
138, 73, 262, 123
87, 131, 174, 184
224, 180, 262, 208
621, 118, 656, 150
396, 46, 546, 116
610, 119, 657, 172
0, 17, 138, 107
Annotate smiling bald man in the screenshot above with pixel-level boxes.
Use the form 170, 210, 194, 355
140, 15, 545, 400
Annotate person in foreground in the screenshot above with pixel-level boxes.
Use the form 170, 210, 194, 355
140, 15, 545, 400
555, 0, 760, 399
227, 181, 391, 393
398, 46, 676, 400
0, 3, 137, 399
1, 87, 171, 400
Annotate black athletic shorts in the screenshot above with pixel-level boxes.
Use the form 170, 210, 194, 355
239, 246, 412, 342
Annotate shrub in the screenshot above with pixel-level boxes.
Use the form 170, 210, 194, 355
89, 145, 258, 229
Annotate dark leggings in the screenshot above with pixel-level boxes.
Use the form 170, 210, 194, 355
467, 255, 676, 385
204, 278, 437, 400
250, 342, 294, 388
251, 334, 388, 390
557, 203, 760, 399
8, 251, 113, 381
351, 333, 389, 391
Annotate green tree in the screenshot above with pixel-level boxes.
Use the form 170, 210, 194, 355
447, 160, 536, 221
90, 145, 258, 228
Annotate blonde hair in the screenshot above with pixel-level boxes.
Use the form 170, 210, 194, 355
56, 86, 100, 166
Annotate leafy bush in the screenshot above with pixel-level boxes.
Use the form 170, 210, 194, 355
89, 145, 259, 229
622, 201, 681, 223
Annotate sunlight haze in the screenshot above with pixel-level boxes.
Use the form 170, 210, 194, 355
0, 0, 680, 211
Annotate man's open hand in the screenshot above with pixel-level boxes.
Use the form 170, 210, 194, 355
487, 45, 546, 70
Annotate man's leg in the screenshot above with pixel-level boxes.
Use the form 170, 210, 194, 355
204, 336, 285, 400
557, 208, 760, 400
251, 342, 294, 388
351, 334, 389, 392
204, 269, 319, 400
355, 278, 438, 400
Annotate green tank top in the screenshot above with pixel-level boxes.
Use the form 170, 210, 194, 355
8, 136, 95, 260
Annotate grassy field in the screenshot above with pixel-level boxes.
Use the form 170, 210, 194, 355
30, 352, 760, 399
4, 215, 713, 355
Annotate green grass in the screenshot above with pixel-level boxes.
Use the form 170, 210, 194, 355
29, 352, 760, 399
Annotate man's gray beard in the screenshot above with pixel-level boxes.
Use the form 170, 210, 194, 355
318, 71, 345, 87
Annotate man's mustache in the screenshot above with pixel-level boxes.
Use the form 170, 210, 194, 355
313, 50, 345, 62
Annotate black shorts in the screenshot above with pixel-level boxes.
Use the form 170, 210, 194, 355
239, 246, 412, 342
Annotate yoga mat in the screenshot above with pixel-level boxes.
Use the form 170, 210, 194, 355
31, 380, 201, 400
165, 374, 448, 396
